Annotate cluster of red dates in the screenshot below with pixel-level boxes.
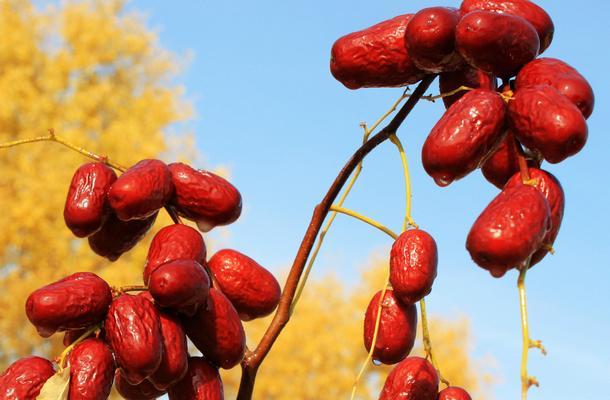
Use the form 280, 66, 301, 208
0, 159, 282, 399
332, 0, 593, 399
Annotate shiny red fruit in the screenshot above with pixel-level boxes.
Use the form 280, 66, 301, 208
64, 162, 117, 238
114, 372, 165, 400
422, 89, 506, 186
439, 66, 496, 109
509, 85, 588, 163
379, 356, 439, 400
438, 386, 472, 400
330, 14, 427, 89
481, 133, 540, 189
149, 311, 189, 390
466, 184, 550, 277
207, 249, 281, 321
456, 10, 539, 79
88, 212, 157, 261
0, 356, 55, 400
168, 357, 224, 400
67, 338, 115, 400
363, 290, 417, 365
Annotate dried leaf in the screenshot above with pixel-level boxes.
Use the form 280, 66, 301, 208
37, 367, 70, 400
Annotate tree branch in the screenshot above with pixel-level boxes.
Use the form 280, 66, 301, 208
236, 75, 436, 400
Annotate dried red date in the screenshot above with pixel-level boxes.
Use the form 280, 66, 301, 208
105, 294, 163, 385
438, 386, 472, 400
422, 89, 506, 186
439, 66, 496, 108
516, 57, 594, 119
108, 159, 173, 221
67, 338, 114, 400
460, 0, 554, 52
169, 163, 242, 232
506, 168, 564, 265
389, 229, 438, 304
88, 211, 157, 261
182, 288, 246, 369
405, 7, 463, 73
149, 311, 189, 390
508, 85, 588, 163
456, 11, 539, 79
481, 133, 540, 189
114, 371, 165, 400
466, 184, 550, 277
0, 356, 55, 400
330, 14, 427, 89
64, 162, 117, 238
207, 249, 281, 321
363, 290, 417, 365
26, 272, 112, 338
143, 224, 206, 285
379, 356, 439, 400
168, 357, 224, 400
149, 259, 210, 316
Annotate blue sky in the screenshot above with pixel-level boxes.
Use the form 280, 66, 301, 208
127, 1, 609, 398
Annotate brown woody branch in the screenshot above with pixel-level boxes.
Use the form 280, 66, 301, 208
236, 75, 436, 400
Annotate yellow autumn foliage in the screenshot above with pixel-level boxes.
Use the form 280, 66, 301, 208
0, 0, 189, 366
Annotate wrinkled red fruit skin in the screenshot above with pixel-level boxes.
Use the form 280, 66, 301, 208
207, 249, 281, 321
389, 229, 438, 304
439, 66, 496, 109
506, 168, 564, 266
64, 162, 117, 238
460, 0, 554, 53
405, 7, 463, 73
26, 272, 112, 338
143, 224, 206, 285
169, 163, 242, 232
149, 259, 210, 316
149, 311, 189, 390
379, 356, 439, 400
108, 159, 173, 221
456, 11, 539, 79
481, 133, 540, 189
516, 57, 595, 119
466, 184, 550, 277
105, 294, 163, 385
114, 371, 166, 400
183, 288, 246, 369
88, 211, 157, 261
422, 89, 506, 186
67, 338, 114, 400
0, 356, 55, 400
330, 14, 428, 89
509, 85, 588, 163
438, 386, 472, 400
168, 357, 224, 400
363, 290, 417, 365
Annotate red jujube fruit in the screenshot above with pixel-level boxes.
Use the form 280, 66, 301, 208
114, 371, 166, 400
481, 133, 540, 189
148, 311, 189, 390
390, 229, 438, 304
64, 162, 117, 237
0, 356, 55, 400
169, 163, 242, 232
105, 294, 163, 385
508, 85, 588, 163
182, 288, 246, 369
363, 290, 417, 365
143, 224, 206, 285
456, 11, 539, 79
207, 249, 281, 321
108, 159, 173, 221
149, 259, 210, 316
516, 57, 595, 118
438, 386, 473, 400
466, 184, 550, 277
460, 0, 554, 52
379, 356, 439, 400
405, 7, 463, 73
67, 338, 115, 400
506, 168, 565, 266
88, 211, 157, 261
422, 89, 506, 186
438, 66, 496, 108
25, 272, 112, 338
168, 357, 224, 400
330, 14, 427, 89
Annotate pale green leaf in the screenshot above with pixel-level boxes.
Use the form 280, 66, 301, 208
37, 367, 70, 400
